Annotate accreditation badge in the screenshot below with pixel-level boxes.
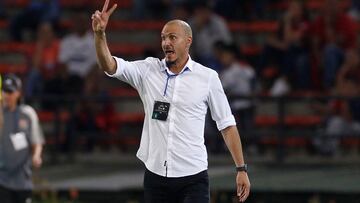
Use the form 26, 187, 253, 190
10, 132, 28, 151
152, 101, 170, 121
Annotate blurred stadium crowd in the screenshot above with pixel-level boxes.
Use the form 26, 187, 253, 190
0, 0, 359, 160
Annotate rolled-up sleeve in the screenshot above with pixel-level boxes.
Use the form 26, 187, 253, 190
207, 72, 236, 131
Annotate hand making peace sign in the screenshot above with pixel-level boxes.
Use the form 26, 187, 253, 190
91, 0, 117, 33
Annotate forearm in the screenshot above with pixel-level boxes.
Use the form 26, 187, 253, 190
221, 125, 245, 166
223, 126, 251, 202
94, 31, 117, 74
32, 144, 43, 158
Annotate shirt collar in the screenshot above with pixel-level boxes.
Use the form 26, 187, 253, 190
161, 55, 194, 73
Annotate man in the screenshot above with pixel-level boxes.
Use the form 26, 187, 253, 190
92, 0, 250, 202
0, 74, 44, 203
59, 10, 97, 80
189, 1, 233, 71
57, 9, 98, 98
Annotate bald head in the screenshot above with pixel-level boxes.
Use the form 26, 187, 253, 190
161, 19, 193, 71
165, 20, 192, 38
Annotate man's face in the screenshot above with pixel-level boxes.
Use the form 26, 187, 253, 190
2, 90, 20, 108
161, 23, 191, 66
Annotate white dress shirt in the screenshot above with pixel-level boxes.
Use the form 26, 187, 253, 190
107, 56, 236, 177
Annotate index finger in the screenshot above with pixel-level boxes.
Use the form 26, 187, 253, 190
102, 0, 109, 12
240, 189, 249, 202
240, 185, 250, 201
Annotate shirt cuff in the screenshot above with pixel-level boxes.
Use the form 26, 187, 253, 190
104, 56, 124, 77
216, 115, 236, 131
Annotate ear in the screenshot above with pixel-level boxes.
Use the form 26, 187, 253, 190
187, 36, 192, 49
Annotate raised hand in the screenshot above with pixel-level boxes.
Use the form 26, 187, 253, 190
91, 0, 117, 33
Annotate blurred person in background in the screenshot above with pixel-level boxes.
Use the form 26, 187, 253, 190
215, 41, 257, 151
57, 10, 100, 156
64, 68, 114, 156
258, 0, 311, 92
310, 0, 357, 89
312, 50, 360, 155
0, 74, 44, 203
92, 0, 250, 202
9, 0, 60, 41
25, 22, 60, 102
189, 0, 233, 72
58, 9, 98, 96
24, 21, 68, 110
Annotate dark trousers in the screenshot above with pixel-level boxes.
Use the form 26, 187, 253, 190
0, 185, 31, 203
143, 169, 209, 203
